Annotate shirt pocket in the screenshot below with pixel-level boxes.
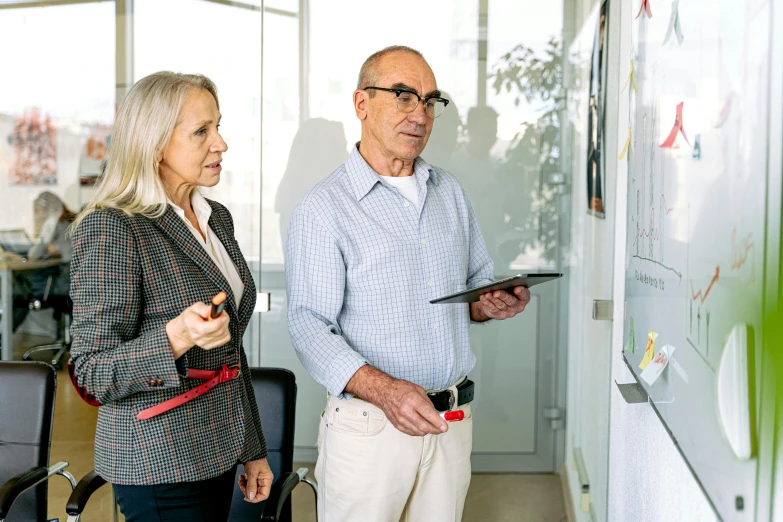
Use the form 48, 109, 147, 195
328, 404, 386, 437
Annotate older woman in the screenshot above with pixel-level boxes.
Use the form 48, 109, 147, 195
69, 72, 272, 521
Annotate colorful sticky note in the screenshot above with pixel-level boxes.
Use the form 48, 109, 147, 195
692, 134, 701, 159
621, 61, 639, 94
663, 0, 684, 45
618, 128, 633, 160
660, 102, 690, 148
636, 0, 653, 19
640, 344, 675, 385
639, 331, 658, 370
625, 317, 636, 353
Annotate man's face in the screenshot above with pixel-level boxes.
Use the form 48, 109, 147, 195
360, 53, 439, 162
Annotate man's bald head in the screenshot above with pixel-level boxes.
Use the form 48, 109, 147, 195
357, 45, 425, 96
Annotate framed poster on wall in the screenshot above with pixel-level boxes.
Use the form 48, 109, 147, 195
586, 1, 608, 217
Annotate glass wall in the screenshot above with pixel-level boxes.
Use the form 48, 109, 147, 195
0, 2, 115, 232
134, 0, 263, 259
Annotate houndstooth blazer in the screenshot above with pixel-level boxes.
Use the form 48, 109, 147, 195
69, 199, 267, 485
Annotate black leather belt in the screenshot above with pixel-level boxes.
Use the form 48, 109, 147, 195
427, 378, 475, 412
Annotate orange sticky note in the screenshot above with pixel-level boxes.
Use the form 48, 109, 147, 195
639, 331, 658, 370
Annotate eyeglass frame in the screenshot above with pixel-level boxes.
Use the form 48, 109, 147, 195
361, 86, 450, 118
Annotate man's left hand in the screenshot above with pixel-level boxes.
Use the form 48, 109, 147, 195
239, 458, 274, 503
470, 286, 531, 322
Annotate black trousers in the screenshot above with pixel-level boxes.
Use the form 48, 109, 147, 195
112, 465, 237, 522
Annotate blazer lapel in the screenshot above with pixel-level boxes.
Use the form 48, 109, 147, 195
154, 207, 237, 315
206, 203, 257, 328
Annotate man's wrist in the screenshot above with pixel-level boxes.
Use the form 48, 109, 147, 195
344, 365, 395, 407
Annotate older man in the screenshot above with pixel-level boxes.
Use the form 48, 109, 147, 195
285, 45, 531, 522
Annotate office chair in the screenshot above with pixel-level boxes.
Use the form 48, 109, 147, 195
22, 270, 72, 369
0, 361, 77, 522
65, 367, 318, 522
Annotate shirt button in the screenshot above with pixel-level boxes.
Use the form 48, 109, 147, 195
157, 379, 165, 386
433, 323, 439, 329
149, 380, 157, 387
428, 281, 434, 287
404, 201, 410, 207
421, 239, 427, 245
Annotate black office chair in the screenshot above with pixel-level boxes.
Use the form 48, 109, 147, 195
0, 361, 77, 522
22, 270, 72, 369
66, 367, 318, 522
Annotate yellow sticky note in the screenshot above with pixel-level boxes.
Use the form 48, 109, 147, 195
639, 331, 658, 370
618, 128, 632, 160
630, 61, 639, 93
621, 61, 640, 94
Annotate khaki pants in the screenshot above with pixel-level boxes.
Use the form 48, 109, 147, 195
314, 384, 473, 522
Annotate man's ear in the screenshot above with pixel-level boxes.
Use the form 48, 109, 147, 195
354, 90, 368, 121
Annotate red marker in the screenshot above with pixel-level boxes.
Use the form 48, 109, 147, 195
440, 410, 465, 422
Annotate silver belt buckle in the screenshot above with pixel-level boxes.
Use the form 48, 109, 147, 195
447, 388, 456, 410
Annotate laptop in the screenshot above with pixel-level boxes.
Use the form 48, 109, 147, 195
0, 229, 34, 257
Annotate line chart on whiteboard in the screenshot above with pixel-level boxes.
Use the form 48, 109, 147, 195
630, 101, 683, 282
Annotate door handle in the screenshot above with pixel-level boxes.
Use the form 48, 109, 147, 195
254, 292, 270, 313
592, 300, 613, 321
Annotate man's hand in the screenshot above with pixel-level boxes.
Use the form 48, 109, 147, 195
239, 458, 274, 503
344, 366, 447, 437
470, 285, 531, 322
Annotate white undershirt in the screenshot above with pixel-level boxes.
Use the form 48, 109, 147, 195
381, 174, 419, 208
168, 191, 244, 306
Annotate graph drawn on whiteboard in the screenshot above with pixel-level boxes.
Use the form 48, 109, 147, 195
630, 96, 683, 284
687, 257, 719, 367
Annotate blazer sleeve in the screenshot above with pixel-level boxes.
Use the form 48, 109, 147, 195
69, 209, 185, 404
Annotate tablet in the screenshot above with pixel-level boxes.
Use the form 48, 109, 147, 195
430, 273, 563, 304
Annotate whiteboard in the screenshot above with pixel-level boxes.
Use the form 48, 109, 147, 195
622, 0, 773, 520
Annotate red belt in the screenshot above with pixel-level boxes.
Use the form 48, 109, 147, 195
136, 363, 240, 420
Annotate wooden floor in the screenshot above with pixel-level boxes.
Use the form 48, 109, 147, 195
38, 361, 565, 521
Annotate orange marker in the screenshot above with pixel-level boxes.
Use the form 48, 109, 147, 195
210, 291, 227, 319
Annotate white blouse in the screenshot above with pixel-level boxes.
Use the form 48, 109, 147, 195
168, 191, 244, 307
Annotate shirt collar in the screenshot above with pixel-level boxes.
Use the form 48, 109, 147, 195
168, 189, 212, 233
345, 142, 438, 201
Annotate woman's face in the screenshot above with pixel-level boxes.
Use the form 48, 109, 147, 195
159, 88, 228, 189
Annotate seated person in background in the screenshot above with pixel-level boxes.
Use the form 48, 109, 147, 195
28, 191, 76, 262
12, 191, 75, 331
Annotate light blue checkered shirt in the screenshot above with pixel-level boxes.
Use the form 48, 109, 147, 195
285, 144, 494, 397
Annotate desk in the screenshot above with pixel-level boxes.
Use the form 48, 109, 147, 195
1, 257, 63, 361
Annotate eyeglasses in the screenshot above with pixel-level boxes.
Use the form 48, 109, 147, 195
362, 86, 450, 118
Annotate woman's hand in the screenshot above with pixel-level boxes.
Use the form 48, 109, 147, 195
165, 302, 231, 359
239, 458, 274, 503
